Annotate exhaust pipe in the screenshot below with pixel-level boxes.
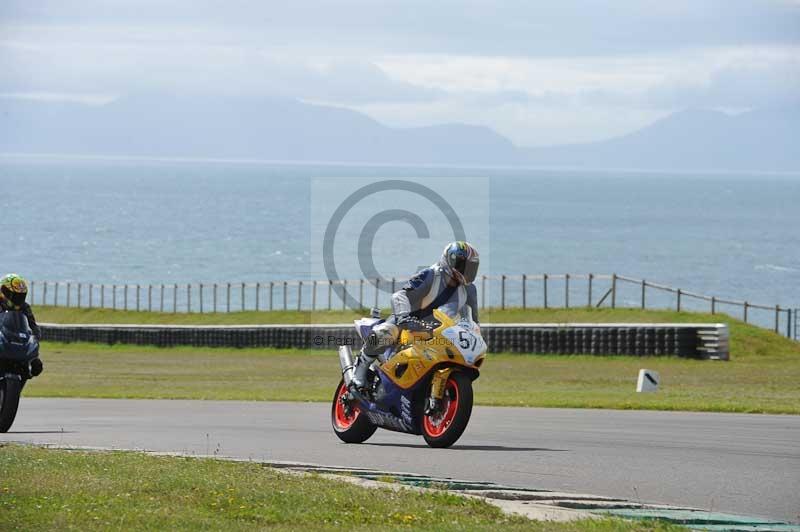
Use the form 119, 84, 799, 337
338, 345, 355, 386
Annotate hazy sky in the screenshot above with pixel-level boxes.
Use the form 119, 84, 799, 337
2, 1, 799, 146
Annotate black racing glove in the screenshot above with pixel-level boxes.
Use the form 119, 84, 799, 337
396, 315, 436, 333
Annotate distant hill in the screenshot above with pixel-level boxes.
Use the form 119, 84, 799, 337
523, 107, 800, 172
0, 94, 517, 166
1, 94, 797, 171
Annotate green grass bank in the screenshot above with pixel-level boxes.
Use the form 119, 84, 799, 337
0, 445, 679, 531
25, 307, 800, 413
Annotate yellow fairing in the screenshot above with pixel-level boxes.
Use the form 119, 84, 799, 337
379, 309, 476, 390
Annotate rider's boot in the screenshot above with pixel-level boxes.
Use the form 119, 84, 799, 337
352, 322, 399, 391
352, 327, 387, 390
29, 357, 43, 377
351, 349, 376, 390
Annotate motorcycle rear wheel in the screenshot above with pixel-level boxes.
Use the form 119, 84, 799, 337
0, 377, 22, 433
331, 380, 377, 444
422, 372, 473, 448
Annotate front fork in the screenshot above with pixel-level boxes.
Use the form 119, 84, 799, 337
427, 368, 454, 415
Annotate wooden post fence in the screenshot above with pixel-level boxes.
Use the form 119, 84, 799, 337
587, 273, 593, 307
611, 274, 617, 308
543, 274, 548, 309
297, 282, 302, 311
312, 280, 317, 311
35, 274, 798, 337
641, 279, 646, 309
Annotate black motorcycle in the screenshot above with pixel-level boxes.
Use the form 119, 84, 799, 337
0, 311, 42, 432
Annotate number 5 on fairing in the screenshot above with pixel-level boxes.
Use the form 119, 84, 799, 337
443, 321, 486, 365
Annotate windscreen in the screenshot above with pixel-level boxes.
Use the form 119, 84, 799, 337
0, 311, 31, 337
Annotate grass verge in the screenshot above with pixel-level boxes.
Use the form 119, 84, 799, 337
28, 333, 800, 413
35, 306, 372, 325
33, 305, 787, 329
27, 307, 800, 413
0, 445, 678, 531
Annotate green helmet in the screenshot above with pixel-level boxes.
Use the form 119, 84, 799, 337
0, 273, 29, 310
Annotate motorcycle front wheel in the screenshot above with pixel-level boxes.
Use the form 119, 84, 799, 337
422, 372, 473, 448
331, 380, 377, 444
0, 377, 22, 433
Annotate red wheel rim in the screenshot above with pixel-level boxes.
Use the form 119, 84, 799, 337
423, 378, 459, 438
333, 382, 360, 430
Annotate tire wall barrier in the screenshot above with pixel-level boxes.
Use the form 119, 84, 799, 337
40, 323, 729, 360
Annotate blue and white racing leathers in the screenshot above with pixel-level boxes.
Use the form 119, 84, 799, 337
364, 264, 479, 356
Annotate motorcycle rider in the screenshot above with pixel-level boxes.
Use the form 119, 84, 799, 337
0, 274, 43, 376
352, 241, 480, 391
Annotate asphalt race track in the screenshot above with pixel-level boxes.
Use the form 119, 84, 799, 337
2, 398, 799, 523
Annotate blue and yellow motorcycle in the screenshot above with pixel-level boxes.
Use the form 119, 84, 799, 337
332, 309, 487, 448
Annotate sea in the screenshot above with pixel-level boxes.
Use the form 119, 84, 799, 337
2, 155, 799, 327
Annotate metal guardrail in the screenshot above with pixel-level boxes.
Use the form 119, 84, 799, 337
28, 273, 795, 338
39, 322, 730, 359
